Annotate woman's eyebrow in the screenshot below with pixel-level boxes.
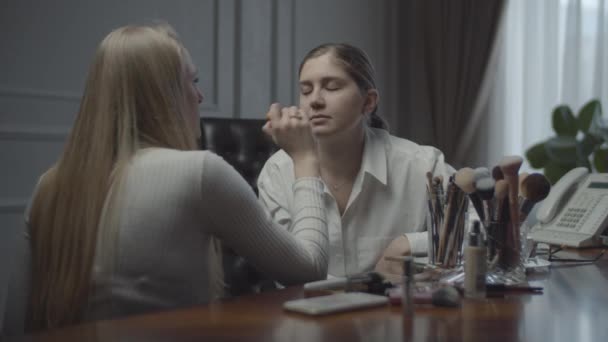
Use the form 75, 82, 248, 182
299, 76, 344, 85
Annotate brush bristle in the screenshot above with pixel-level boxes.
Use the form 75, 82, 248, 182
521, 173, 551, 202
475, 177, 496, 200
518, 172, 529, 194
499, 155, 524, 176
492, 165, 504, 180
454, 167, 476, 193
474, 167, 491, 182
494, 179, 508, 199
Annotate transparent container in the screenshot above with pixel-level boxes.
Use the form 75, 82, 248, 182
485, 219, 526, 284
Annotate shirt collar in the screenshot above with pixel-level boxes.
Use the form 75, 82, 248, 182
360, 127, 388, 186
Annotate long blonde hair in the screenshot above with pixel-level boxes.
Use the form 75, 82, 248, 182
27, 24, 202, 331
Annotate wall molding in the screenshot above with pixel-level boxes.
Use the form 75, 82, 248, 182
0, 124, 70, 141
0, 86, 81, 102
0, 85, 219, 111
0, 199, 27, 214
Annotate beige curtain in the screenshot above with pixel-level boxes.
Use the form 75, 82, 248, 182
392, 0, 504, 168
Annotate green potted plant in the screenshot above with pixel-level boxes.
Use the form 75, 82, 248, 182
525, 99, 608, 184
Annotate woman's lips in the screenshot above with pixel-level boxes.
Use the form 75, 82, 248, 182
310, 114, 330, 120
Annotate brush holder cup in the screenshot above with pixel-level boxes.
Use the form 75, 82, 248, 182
426, 201, 468, 270
485, 220, 526, 284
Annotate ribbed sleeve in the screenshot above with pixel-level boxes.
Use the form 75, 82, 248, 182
200, 153, 328, 285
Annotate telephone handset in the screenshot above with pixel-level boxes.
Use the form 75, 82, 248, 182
530, 167, 608, 247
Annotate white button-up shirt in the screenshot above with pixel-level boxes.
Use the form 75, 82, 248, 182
258, 127, 453, 277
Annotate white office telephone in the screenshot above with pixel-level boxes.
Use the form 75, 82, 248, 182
529, 167, 608, 247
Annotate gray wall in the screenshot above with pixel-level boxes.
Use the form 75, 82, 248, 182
0, 0, 396, 329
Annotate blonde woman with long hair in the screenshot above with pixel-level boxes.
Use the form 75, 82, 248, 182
2, 24, 327, 335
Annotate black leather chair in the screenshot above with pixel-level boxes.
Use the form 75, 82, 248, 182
199, 117, 278, 296
200, 117, 276, 194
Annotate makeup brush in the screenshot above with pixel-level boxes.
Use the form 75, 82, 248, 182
518, 172, 529, 196
426, 171, 434, 191
443, 190, 468, 267
475, 176, 496, 228
433, 175, 445, 201
517, 172, 529, 209
499, 156, 523, 266
474, 167, 491, 182
492, 165, 504, 181
493, 180, 509, 222
426, 171, 436, 212
454, 167, 484, 222
437, 182, 458, 261
433, 175, 445, 226
519, 173, 551, 221
499, 156, 523, 227
490, 180, 509, 262
434, 175, 444, 188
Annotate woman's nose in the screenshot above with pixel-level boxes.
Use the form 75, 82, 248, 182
310, 90, 325, 109
197, 89, 204, 104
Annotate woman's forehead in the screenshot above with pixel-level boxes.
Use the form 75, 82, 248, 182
300, 53, 348, 80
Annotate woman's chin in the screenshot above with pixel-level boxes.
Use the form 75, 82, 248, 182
311, 126, 335, 137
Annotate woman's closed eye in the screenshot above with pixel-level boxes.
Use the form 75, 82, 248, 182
300, 86, 312, 95
325, 81, 342, 91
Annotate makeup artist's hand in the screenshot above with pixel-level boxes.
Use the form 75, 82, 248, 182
374, 235, 412, 278
263, 103, 318, 178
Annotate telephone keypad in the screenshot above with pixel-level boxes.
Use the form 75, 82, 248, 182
557, 207, 590, 230
560, 198, 603, 232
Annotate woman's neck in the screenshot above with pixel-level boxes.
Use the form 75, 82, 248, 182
316, 126, 366, 180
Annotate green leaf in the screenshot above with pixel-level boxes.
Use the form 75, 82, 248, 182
577, 99, 601, 133
552, 105, 578, 136
578, 134, 602, 157
588, 107, 608, 140
544, 161, 577, 185
544, 136, 578, 164
594, 147, 608, 172
525, 142, 549, 169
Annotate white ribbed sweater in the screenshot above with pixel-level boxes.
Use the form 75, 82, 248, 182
3, 148, 328, 332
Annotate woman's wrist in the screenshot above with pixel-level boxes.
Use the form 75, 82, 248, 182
293, 153, 320, 178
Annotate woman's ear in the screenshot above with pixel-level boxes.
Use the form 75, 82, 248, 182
363, 89, 379, 115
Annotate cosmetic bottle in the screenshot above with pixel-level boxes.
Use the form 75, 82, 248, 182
402, 256, 414, 316
464, 221, 486, 299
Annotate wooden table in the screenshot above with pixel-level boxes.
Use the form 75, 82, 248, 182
11, 249, 608, 341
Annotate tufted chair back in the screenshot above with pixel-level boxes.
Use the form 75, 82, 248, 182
199, 118, 276, 194
199, 117, 278, 296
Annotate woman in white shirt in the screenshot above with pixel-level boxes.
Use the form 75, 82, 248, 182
258, 43, 453, 278
2, 24, 328, 335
